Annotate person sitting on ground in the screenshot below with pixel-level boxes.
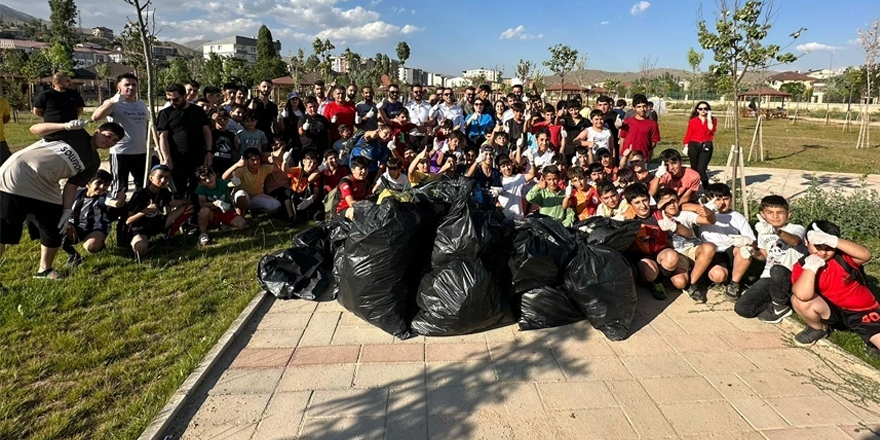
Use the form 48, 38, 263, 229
62, 169, 114, 268
275, 150, 322, 223
563, 166, 600, 221
125, 165, 193, 256
699, 183, 756, 301
595, 180, 630, 220
650, 148, 701, 203
790, 221, 880, 357
466, 145, 502, 207
654, 188, 718, 303
223, 147, 281, 217
236, 111, 269, 153
332, 124, 355, 168
351, 125, 394, 184
194, 165, 246, 246
335, 157, 371, 216
319, 149, 350, 197
374, 157, 411, 193
734, 195, 806, 323
526, 165, 574, 227
597, 148, 619, 182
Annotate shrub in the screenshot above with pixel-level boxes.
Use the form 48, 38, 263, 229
789, 182, 880, 245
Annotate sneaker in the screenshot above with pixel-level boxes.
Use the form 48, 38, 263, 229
866, 343, 880, 359
198, 233, 211, 246
651, 282, 667, 300
757, 303, 793, 324
66, 252, 84, 269
723, 282, 740, 302
33, 268, 63, 280
793, 326, 828, 346
685, 284, 707, 304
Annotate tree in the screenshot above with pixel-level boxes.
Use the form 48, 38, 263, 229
200, 52, 224, 89
571, 53, 590, 89
603, 77, 622, 97
396, 41, 410, 69
256, 25, 278, 60
22, 48, 53, 101
311, 38, 335, 81
638, 57, 658, 96
156, 58, 190, 89
515, 59, 535, 85
304, 54, 320, 73
687, 47, 704, 101
543, 44, 578, 90
779, 82, 807, 101
856, 18, 879, 149
21, 19, 50, 42
48, 0, 78, 71
222, 56, 251, 87
95, 63, 113, 102
251, 25, 288, 83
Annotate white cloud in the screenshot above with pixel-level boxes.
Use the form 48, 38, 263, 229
369, 0, 382, 5
401, 24, 423, 35
499, 25, 544, 40
796, 42, 842, 52
600, 21, 610, 25
315, 21, 401, 42
391, 6, 412, 14
630, 1, 651, 15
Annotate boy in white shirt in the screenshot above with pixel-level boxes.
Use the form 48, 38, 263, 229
699, 183, 757, 301
573, 109, 612, 163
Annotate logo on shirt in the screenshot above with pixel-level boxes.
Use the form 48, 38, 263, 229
47, 141, 85, 175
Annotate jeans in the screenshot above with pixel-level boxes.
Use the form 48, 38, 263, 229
687, 141, 714, 188
734, 265, 792, 318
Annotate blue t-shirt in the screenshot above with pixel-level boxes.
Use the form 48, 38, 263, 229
351, 137, 390, 172
465, 114, 495, 138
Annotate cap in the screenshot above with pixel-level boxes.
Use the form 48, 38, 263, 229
480, 145, 494, 153
150, 164, 170, 173
287, 91, 300, 100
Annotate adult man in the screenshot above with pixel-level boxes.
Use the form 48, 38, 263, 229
346, 84, 359, 103
313, 80, 331, 114
92, 73, 150, 208
0, 95, 11, 164
405, 84, 431, 128
460, 86, 477, 115
33, 72, 85, 123
0, 120, 124, 281
429, 88, 464, 132
355, 85, 379, 132
501, 93, 518, 123
512, 84, 524, 100
377, 83, 404, 124
618, 94, 660, 166
477, 84, 494, 117
322, 85, 355, 144
157, 83, 212, 200
246, 79, 279, 142
184, 80, 201, 103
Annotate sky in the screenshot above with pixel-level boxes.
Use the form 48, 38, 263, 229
2, 0, 879, 77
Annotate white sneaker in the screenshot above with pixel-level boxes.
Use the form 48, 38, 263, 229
198, 233, 210, 246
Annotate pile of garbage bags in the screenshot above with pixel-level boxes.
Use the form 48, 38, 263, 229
257, 178, 641, 341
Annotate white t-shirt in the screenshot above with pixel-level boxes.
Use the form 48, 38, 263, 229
670, 211, 701, 251
405, 100, 431, 127
700, 211, 755, 251
527, 148, 555, 170
374, 170, 411, 192
758, 223, 806, 278
108, 99, 149, 155
586, 126, 611, 156
499, 174, 526, 217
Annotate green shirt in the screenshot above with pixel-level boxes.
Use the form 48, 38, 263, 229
525, 185, 574, 227
195, 178, 233, 204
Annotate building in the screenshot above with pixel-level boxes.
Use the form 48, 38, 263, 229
767, 71, 816, 91
73, 47, 113, 68
398, 66, 427, 85
805, 68, 845, 81
462, 68, 502, 83
330, 55, 348, 74
92, 27, 114, 39
446, 76, 472, 88
426, 72, 446, 88
152, 44, 179, 61
202, 35, 281, 65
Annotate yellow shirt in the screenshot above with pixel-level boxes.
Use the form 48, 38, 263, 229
0, 98, 11, 142
234, 164, 275, 196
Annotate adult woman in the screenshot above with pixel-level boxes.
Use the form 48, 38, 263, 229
682, 101, 717, 188
280, 91, 306, 156
494, 101, 507, 125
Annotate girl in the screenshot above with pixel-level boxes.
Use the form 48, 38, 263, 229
683, 101, 717, 188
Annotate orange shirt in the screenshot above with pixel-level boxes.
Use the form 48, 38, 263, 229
569, 186, 600, 221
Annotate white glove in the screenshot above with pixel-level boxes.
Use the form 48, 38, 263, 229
317, 162, 328, 172
365, 107, 375, 119
802, 254, 827, 273
728, 235, 753, 248
755, 214, 776, 236
703, 197, 717, 212
807, 224, 839, 248
58, 208, 73, 234
433, 137, 442, 150
682, 145, 689, 155
303, 120, 311, 131
280, 108, 288, 118
467, 113, 479, 125
503, 124, 510, 134
614, 115, 623, 128
64, 119, 89, 131
331, 114, 338, 123
213, 199, 231, 212
355, 113, 362, 124
282, 149, 293, 165
475, 151, 486, 163
489, 186, 503, 197
739, 245, 756, 259
707, 110, 713, 120
230, 175, 242, 186
387, 139, 396, 152
377, 100, 385, 111
565, 183, 573, 198
654, 163, 667, 178
561, 128, 568, 139
516, 137, 524, 148
658, 216, 677, 232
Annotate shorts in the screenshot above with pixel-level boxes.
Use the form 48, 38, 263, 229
207, 208, 240, 227
70, 225, 108, 241
821, 300, 880, 344
110, 153, 147, 196
233, 190, 282, 212
659, 251, 692, 277
710, 246, 736, 270
129, 215, 168, 238
676, 245, 699, 262
0, 191, 64, 247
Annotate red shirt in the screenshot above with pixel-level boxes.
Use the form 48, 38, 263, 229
530, 122, 563, 152
569, 186, 600, 220
603, 165, 619, 182
658, 167, 701, 201
619, 117, 660, 156
683, 117, 717, 144
321, 165, 350, 195
322, 101, 356, 143
792, 254, 879, 312
390, 121, 419, 157
336, 177, 368, 212
628, 210, 670, 256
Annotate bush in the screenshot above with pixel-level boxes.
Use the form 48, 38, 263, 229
789, 183, 880, 245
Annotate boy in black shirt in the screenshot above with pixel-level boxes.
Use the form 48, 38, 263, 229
125, 165, 193, 256
210, 108, 239, 175
62, 170, 113, 267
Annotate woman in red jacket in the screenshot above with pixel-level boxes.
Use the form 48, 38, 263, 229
682, 101, 717, 188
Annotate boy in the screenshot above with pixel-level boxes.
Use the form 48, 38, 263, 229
734, 195, 806, 323
526, 165, 574, 227
333, 124, 355, 167
125, 165, 193, 255
563, 166, 600, 221
265, 140, 295, 220
407, 146, 437, 188
223, 147, 282, 216
277, 150, 322, 222
586, 163, 607, 188
227, 104, 245, 133
194, 165, 246, 246
466, 146, 502, 206
211, 108, 239, 178
650, 149, 701, 203
374, 157, 412, 193
571, 146, 591, 171
699, 183, 756, 301
790, 221, 880, 356
299, 97, 331, 154
236, 111, 269, 153
628, 151, 654, 186
351, 125, 394, 184
62, 170, 114, 267
528, 104, 565, 153
320, 149, 350, 196
336, 157, 371, 215
504, 101, 527, 147
597, 148, 619, 182
618, 94, 660, 167
496, 156, 537, 218
574, 109, 612, 163
595, 180, 629, 220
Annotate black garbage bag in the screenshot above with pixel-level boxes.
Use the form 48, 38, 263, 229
509, 216, 577, 294
290, 223, 329, 251
337, 199, 423, 339
563, 243, 637, 341
411, 258, 511, 336
518, 286, 584, 330
258, 246, 331, 300
572, 217, 641, 252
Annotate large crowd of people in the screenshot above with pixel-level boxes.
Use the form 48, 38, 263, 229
0, 71, 877, 353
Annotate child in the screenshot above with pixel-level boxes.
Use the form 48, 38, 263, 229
563, 166, 600, 221
223, 147, 282, 216
618, 94, 660, 167
496, 156, 536, 218
595, 180, 630, 220
616, 168, 637, 189
433, 131, 466, 173
407, 146, 437, 188
597, 148, 619, 182
528, 104, 565, 153
211, 108, 239, 177
351, 125, 394, 184
125, 165, 193, 255
319, 149, 350, 197
650, 149, 701, 203
194, 165, 246, 246
299, 97, 331, 154
526, 165, 574, 227
374, 157, 412, 193
570, 146, 590, 171
265, 139, 295, 220
236, 110, 269, 153
586, 163, 607, 188
699, 183, 756, 301
790, 221, 880, 356
466, 146, 502, 207
524, 128, 555, 171
628, 151, 654, 186
226, 104, 245, 133
333, 124, 355, 167
336, 156, 371, 215
574, 109, 612, 163
62, 170, 113, 267
734, 195, 806, 323
278, 150, 322, 222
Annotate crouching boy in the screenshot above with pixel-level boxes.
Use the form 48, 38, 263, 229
125, 165, 194, 255
62, 169, 114, 268
194, 165, 246, 246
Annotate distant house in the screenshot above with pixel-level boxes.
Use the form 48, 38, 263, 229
767, 71, 816, 91
202, 35, 281, 65
91, 27, 113, 39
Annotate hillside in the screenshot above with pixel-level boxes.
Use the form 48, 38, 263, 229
0, 3, 45, 26
543, 67, 773, 86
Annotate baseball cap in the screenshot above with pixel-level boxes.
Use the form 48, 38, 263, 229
287, 91, 300, 100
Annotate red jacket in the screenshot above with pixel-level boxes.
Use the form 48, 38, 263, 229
683, 117, 717, 144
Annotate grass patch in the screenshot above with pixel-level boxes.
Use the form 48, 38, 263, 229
0, 222, 300, 439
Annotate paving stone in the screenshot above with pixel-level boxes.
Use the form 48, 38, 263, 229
269, 299, 318, 314
659, 401, 752, 435
360, 343, 425, 363
559, 355, 632, 381
424, 333, 487, 344
537, 381, 616, 410
761, 426, 853, 440
353, 362, 424, 389
546, 337, 616, 358
719, 331, 788, 350
640, 376, 724, 403
826, 392, 880, 424
506, 415, 565, 440
245, 328, 305, 349
331, 325, 395, 345
256, 311, 314, 329
740, 347, 825, 371
425, 361, 497, 389
482, 325, 519, 343
251, 391, 310, 440
503, 382, 545, 414
737, 371, 826, 398
704, 374, 788, 430
494, 357, 566, 383
298, 312, 341, 347
427, 385, 507, 416
229, 348, 294, 369
681, 432, 766, 440
606, 380, 676, 438
683, 351, 760, 375
290, 345, 360, 366
426, 342, 489, 362
609, 334, 676, 357
674, 315, 742, 334
209, 368, 284, 395
299, 416, 386, 440
386, 386, 428, 439
489, 340, 557, 361
313, 301, 348, 313
427, 412, 513, 440
837, 424, 880, 440
552, 408, 639, 439
646, 314, 689, 335
766, 395, 863, 427
276, 364, 356, 391
722, 312, 774, 333
308, 388, 388, 417
621, 354, 699, 377
664, 334, 733, 353
183, 393, 271, 440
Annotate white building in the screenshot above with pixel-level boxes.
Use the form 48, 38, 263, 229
202, 36, 281, 65
426, 72, 446, 88
398, 66, 428, 85
462, 68, 501, 83
330, 56, 348, 74
446, 76, 472, 88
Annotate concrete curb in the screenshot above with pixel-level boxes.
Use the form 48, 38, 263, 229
778, 315, 880, 382
137, 291, 271, 440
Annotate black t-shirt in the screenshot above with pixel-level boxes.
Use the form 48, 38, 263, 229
298, 114, 330, 153
563, 117, 589, 154
127, 187, 173, 221
33, 89, 85, 123
603, 111, 621, 152
157, 104, 209, 155
212, 129, 237, 160
246, 98, 278, 139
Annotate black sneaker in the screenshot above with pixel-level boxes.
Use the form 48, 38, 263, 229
723, 282, 740, 302
66, 252, 84, 269
866, 343, 880, 359
757, 303, 792, 324
685, 284, 707, 304
793, 326, 828, 346
650, 282, 667, 300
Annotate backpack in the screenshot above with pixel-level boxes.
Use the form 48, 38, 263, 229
324, 176, 352, 219
799, 253, 868, 286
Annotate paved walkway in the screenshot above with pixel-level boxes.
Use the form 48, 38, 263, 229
166, 288, 880, 440
707, 166, 880, 200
